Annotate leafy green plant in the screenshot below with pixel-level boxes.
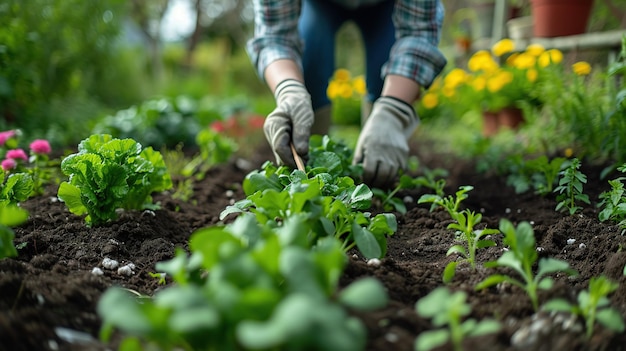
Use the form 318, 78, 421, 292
505, 155, 566, 195
418, 185, 474, 215
0, 170, 33, 206
554, 158, 590, 215
476, 219, 578, 311
443, 210, 499, 283
57, 134, 173, 226
0, 203, 29, 259
372, 167, 448, 214
598, 164, 626, 231
181, 127, 238, 180
415, 287, 501, 351
543, 275, 625, 339
98, 214, 388, 351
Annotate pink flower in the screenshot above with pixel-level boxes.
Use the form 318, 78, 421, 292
0, 130, 16, 147
1, 158, 16, 171
30, 139, 51, 155
210, 121, 225, 133
6, 148, 28, 161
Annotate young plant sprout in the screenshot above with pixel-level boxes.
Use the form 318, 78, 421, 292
415, 287, 501, 351
554, 158, 590, 215
443, 210, 499, 283
543, 275, 625, 339
475, 219, 578, 311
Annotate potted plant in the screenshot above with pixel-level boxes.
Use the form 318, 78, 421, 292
530, 0, 594, 37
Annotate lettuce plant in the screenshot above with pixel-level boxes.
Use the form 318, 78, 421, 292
57, 134, 172, 226
0, 170, 34, 206
475, 219, 578, 311
543, 275, 625, 339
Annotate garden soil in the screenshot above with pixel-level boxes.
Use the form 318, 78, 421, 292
2, 140, 626, 351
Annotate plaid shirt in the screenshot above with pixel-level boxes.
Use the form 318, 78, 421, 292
247, 0, 447, 89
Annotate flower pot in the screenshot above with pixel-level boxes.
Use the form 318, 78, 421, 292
507, 16, 534, 40
482, 111, 499, 137
530, 0, 593, 37
498, 107, 524, 130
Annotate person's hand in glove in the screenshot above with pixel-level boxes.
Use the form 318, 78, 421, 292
353, 96, 419, 188
263, 79, 314, 168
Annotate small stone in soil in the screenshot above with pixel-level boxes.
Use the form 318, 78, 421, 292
91, 267, 104, 276
102, 257, 119, 269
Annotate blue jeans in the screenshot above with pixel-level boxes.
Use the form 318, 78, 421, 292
298, 0, 395, 110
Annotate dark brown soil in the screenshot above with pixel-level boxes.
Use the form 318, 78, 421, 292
2, 141, 626, 351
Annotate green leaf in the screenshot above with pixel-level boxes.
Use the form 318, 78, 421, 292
338, 277, 388, 311
596, 308, 626, 332
415, 329, 450, 351
352, 222, 382, 259
469, 319, 501, 336
446, 245, 467, 257
57, 182, 88, 216
97, 288, 153, 335
0, 203, 28, 227
348, 184, 372, 210
542, 299, 574, 312
537, 258, 577, 278
442, 261, 458, 284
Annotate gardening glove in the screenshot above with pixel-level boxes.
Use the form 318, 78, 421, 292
353, 96, 419, 188
264, 79, 314, 168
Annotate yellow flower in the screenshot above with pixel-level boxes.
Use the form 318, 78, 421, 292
333, 68, 351, 82
492, 38, 515, 57
353, 75, 367, 96
487, 71, 513, 93
548, 49, 563, 64
572, 61, 591, 76
444, 68, 468, 89
505, 53, 520, 66
326, 81, 341, 99
511, 52, 536, 69
470, 76, 487, 92
564, 148, 573, 158
525, 44, 545, 56
526, 68, 538, 82
422, 92, 439, 109
338, 82, 353, 98
468, 50, 498, 72
442, 85, 456, 98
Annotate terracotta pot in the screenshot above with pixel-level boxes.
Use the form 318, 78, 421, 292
530, 0, 593, 37
482, 111, 499, 137
498, 107, 524, 130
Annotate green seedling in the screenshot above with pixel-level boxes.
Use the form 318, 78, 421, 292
99, 214, 388, 351
506, 155, 566, 195
543, 275, 625, 339
58, 134, 173, 226
418, 185, 473, 215
0, 203, 29, 259
415, 287, 501, 351
598, 164, 626, 231
443, 210, 499, 283
373, 167, 448, 214
554, 158, 590, 215
182, 127, 237, 180
476, 219, 578, 311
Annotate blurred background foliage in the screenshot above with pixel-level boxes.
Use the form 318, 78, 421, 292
0, 0, 623, 156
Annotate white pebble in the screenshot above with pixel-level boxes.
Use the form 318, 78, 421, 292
403, 195, 414, 203
117, 265, 134, 276
102, 258, 119, 270
505, 208, 511, 214
367, 258, 382, 267
578, 243, 586, 249
384, 332, 399, 343
225, 190, 234, 197
91, 267, 104, 276
536, 247, 544, 252
567, 238, 576, 245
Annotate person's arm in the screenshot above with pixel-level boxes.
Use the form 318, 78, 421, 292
381, 74, 421, 104
264, 59, 304, 93
246, 0, 304, 87
382, 0, 447, 91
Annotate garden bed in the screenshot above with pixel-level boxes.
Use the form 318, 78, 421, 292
1, 141, 626, 351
